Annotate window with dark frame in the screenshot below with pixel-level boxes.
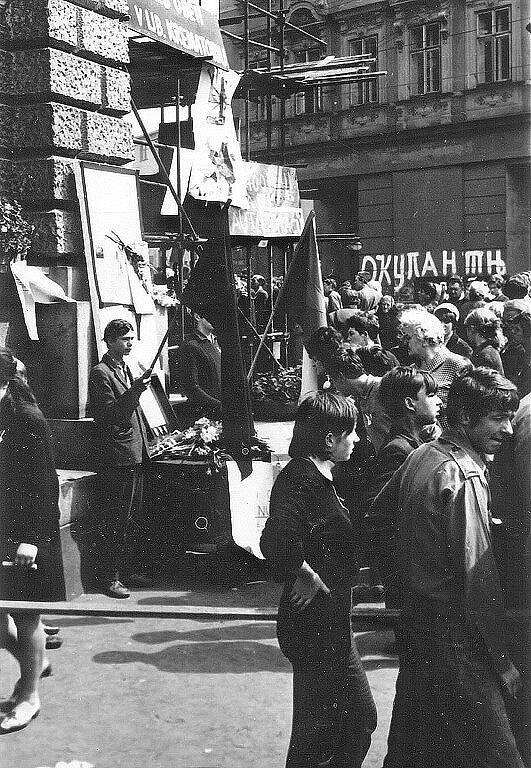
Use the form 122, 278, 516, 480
348, 35, 379, 106
293, 46, 322, 115
249, 56, 281, 121
476, 6, 511, 83
410, 22, 441, 95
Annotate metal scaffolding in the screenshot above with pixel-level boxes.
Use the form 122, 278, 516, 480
219, 0, 386, 164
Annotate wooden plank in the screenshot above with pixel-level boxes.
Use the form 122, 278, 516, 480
2, 600, 526, 625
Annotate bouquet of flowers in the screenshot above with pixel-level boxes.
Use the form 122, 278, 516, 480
0, 196, 34, 270
149, 418, 270, 464
251, 366, 302, 404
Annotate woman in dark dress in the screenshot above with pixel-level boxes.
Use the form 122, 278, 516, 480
0, 349, 65, 733
260, 392, 377, 768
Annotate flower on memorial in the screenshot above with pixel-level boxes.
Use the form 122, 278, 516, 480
151, 285, 179, 307
251, 366, 302, 403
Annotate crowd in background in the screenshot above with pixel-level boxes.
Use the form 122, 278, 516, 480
261, 267, 530, 767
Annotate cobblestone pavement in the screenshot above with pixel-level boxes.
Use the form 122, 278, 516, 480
0, 582, 398, 768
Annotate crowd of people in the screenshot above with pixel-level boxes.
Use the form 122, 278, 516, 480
262, 269, 530, 767
0, 266, 529, 765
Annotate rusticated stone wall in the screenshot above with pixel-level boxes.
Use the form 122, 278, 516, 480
0, 0, 133, 268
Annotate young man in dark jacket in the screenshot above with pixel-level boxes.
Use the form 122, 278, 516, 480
369, 368, 523, 768
88, 319, 152, 598
365, 367, 442, 607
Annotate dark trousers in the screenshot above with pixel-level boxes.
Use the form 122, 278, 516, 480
286, 642, 377, 768
383, 622, 525, 768
95, 465, 145, 582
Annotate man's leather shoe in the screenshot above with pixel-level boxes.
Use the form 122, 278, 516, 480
100, 579, 130, 599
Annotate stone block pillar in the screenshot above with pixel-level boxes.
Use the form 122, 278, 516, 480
0, 0, 133, 416
0, 0, 133, 270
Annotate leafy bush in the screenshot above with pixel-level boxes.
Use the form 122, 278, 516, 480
251, 366, 302, 403
0, 196, 33, 265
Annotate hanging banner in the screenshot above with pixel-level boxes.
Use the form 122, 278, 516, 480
228, 163, 305, 237
126, 0, 229, 70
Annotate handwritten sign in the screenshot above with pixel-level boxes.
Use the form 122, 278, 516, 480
361, 249, 507, 288
127, 0, 229, 70
228, 163, 304, 237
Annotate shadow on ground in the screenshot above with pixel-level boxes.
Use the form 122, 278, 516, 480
131, 622, 278, 644
93, 639, 291, 674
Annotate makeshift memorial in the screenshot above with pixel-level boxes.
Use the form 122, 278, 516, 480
148, 417, 270, 464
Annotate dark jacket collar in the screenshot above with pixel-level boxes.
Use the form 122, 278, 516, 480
102, 352, 129, 384
387, 421, 422, 449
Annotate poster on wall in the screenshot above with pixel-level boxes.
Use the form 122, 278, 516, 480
75, 162, 158, 364
188, 65, 244, 205
75, 163, 155, 308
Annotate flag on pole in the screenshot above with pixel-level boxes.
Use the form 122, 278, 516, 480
275, 210, 327, 402
181, 207, 254, 479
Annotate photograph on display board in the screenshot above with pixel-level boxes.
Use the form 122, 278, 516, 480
75, 162, 155, 314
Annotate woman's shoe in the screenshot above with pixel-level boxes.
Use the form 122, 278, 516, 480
42, 624, 60, 636
0, 665, 49, 713
45, 634, 63, 650
0, 702, 40, 734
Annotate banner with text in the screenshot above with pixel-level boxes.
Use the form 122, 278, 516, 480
127, 0, 229, 70
228, 164, 304, 238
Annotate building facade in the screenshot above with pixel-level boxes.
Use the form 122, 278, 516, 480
222, 0, 530, 289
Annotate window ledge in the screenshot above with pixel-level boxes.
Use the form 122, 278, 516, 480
470, 79, 517, 91
400, 91, 449, 105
